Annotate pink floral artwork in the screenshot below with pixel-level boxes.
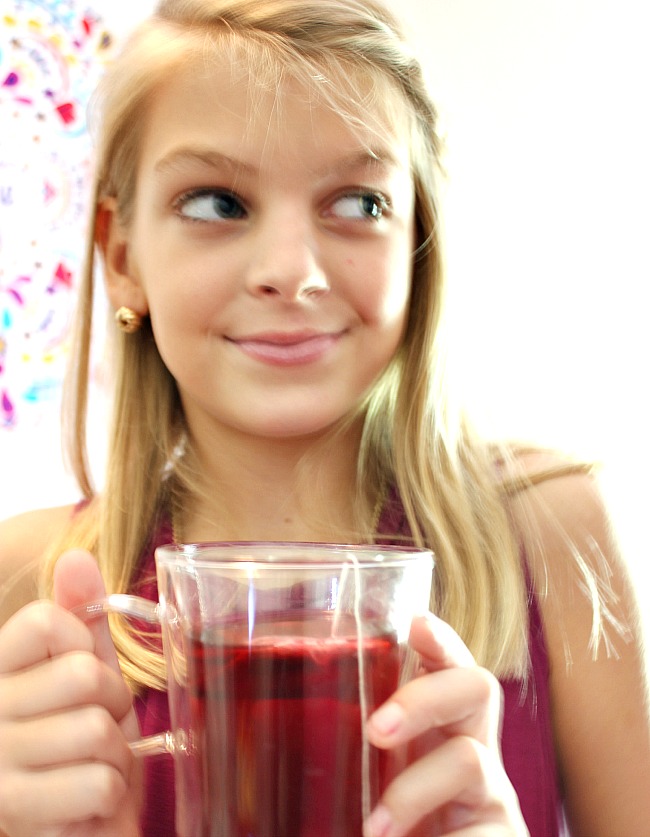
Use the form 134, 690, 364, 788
0, 0, 114, 429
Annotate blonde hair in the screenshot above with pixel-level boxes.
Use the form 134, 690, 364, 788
41, 0, 570, 688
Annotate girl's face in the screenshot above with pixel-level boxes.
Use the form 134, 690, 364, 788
110, 62, 415, 443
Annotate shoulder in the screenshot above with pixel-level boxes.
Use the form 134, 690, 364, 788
503, 449, 622, 643
0, 505, 76, 624
503, 450, 650, 833
499, 447, 645, 689
0, 504, 77, 563
504, 449, 609, 563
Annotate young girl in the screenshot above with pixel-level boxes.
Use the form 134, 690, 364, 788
0, 1, 648, 835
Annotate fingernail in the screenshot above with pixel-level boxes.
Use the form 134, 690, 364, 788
363, 804, 394, 837
369, 701, 404, 737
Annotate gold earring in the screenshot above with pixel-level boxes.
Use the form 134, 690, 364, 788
115, 306, 143, 334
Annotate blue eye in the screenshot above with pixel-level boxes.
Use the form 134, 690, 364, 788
332, 192, 388, 221
176, 189, 246, 221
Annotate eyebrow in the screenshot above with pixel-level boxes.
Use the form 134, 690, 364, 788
153, 146, 401, 178
324, 148, 401, 177
154, 147, 257, 175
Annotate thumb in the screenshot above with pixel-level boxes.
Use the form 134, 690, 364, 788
53, 549, 123, 677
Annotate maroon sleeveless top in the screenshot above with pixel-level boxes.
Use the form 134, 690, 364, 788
133, 498, 565, 836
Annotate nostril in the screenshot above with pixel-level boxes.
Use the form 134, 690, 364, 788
299, 283, 328, 299
251, 279, 328, 299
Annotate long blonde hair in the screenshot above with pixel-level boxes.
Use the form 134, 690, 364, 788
42, 0, 564, 688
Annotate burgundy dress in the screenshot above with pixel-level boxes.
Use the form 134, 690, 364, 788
133, 498, 565, 836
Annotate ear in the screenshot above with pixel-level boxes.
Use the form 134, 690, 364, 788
95, 197, 149, 317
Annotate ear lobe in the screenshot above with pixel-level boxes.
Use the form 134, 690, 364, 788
96, 197, 149, 316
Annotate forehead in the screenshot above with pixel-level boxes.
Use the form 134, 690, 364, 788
137, 50, 414, 176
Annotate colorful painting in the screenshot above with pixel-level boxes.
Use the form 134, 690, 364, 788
0, 0, 114, 429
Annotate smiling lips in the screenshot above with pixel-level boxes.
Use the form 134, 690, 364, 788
229, 331, 343, 366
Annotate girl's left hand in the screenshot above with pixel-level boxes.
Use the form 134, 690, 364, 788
364, 613, 529, 837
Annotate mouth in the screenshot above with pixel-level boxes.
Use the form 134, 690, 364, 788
227, 330, 344, 366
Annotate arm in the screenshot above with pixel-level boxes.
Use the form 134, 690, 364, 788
509, 461, 650, 835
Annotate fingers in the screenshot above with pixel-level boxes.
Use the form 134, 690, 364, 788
0, 552, 143, 836
52, 549, 142, 745
52, 551, 143, 745
2, 704, 133, 772
0, 761, 130, 829
54, 550, 124, 677
53, 549, 107, 611
0, 688, 137, 836
363, 614, 526, 837
0, 599, 95, 673
0, 550, 118, 677
0, 552, 134, 726
367, 614, 502, 752
364, 735, 524, 837
409, 612, 476, 670
367, 665, 501, 750
0, 649, 134, 722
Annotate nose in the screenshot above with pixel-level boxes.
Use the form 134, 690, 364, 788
245, 211, 329, 301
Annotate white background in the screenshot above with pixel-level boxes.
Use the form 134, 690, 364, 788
2, 1, 648, 604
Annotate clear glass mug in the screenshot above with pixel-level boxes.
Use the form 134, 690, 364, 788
81, 542, 434, 837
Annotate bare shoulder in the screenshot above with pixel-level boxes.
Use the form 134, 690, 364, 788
504, 449, 610, 565
504, 448, 629, 648
0, 505, 76, 624
0, 504, 76, 563
504, 449, 650, 834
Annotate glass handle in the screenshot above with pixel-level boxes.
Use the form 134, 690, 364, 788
74, 594, 181, 758
130, 730, 181, 757
75, 593, 161, 624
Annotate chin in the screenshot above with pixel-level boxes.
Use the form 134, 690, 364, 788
243, 411, 349, 441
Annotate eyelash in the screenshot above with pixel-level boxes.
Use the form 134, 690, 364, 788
173, 187, 391, 223
173, 188, 246, 222
332, 191, 391, 221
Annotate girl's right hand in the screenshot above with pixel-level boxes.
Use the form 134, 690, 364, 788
0, 551, 142, 837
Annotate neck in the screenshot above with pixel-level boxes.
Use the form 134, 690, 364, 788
174, 421, 365, 543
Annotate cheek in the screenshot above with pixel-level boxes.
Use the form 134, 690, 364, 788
351, 251, 412, 329
138, 244, 230, 322
140, 271, 213, 367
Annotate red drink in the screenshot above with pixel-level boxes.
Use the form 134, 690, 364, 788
182, 612, 401, 837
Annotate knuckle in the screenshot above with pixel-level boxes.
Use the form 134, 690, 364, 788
84, 706, 117, 752
64, 652, 105, 700
380, 781, 418, 825
0, 773, 27, 828
0, 722, 16, 763
472, 665, 502, 707
379, 769, 439, 836
23, 600, 61, 642
453, 734, 486, 781
90, 767, 127, 818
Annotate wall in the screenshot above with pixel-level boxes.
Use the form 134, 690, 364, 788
403, 0, 649, 599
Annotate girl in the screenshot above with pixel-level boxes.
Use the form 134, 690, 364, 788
1, 1, 648, 835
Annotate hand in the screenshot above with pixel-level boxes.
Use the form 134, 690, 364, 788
363, 614, 529, 837
0, 551, 142, 837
